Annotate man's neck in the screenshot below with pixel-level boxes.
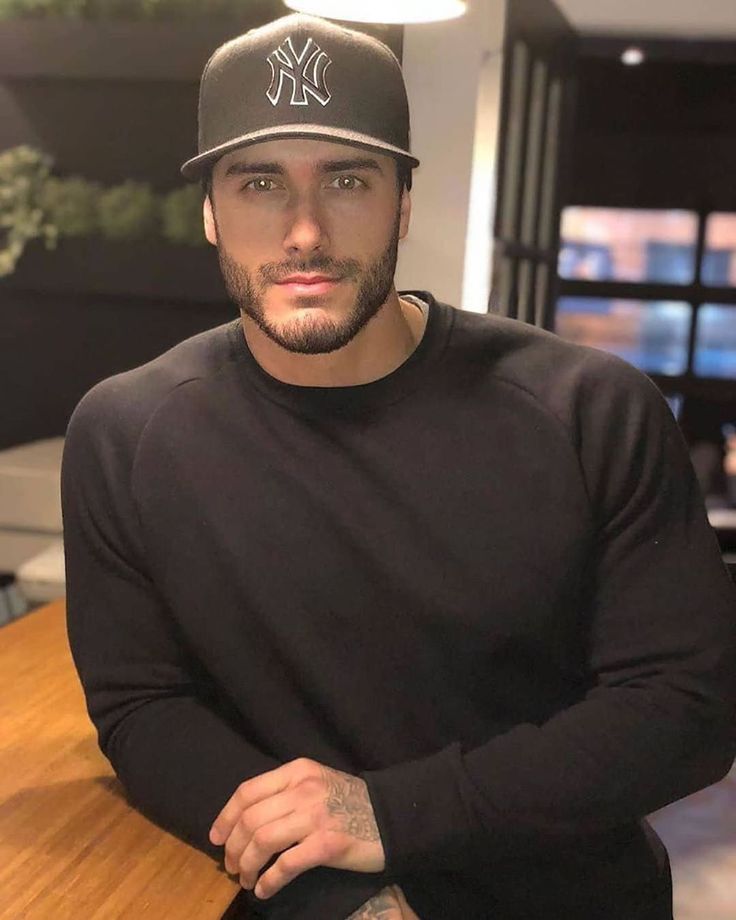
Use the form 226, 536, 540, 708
400, 296, 427, 352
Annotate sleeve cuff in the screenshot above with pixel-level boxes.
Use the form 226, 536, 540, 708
228, 866, 397, 919
360, 741, 483, 876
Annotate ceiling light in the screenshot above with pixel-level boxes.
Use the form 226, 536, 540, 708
621, 47, 645, 66
282, 0, 467, 24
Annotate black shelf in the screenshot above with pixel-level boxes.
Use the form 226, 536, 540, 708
0, 18, 261, 81
0, 237, 229, 303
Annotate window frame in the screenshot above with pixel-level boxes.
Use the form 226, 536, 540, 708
555, 207, 736, 404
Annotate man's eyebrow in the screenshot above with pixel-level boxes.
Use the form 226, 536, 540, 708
319, 158, 384, 174
223, 157, 384, 178
224, 161, 284, 177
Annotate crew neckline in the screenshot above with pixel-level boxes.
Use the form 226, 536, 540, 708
226, 291, 453, 417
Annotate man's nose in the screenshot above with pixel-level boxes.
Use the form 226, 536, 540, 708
282, 194, 329, 254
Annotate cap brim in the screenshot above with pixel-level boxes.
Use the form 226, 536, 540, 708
180, 124, 420, 180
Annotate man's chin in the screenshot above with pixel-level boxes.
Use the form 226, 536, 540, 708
266, 285, 351, 314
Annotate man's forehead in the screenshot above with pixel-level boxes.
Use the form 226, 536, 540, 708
215, 138, 393, 174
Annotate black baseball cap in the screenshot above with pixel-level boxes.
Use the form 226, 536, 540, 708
180, 13, 420, 182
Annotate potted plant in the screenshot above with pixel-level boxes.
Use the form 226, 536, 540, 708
0, 144, 226, 302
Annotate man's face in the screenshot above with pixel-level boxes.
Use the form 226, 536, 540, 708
203, 138, 411, 356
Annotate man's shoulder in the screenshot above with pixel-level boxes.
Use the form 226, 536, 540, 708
65, 319, 237, 449
446, 305, 665, 421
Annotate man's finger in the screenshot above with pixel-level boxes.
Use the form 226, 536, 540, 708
237, 810, 312, 889
254, 832, 338, 900
221, 789, 298, 871
210, 763, 298, 844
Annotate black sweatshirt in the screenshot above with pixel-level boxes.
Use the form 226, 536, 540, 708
61, 292, 736, 919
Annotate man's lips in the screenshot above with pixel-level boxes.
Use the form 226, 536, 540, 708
276, 276, 342, 296
278, 274, 338, 284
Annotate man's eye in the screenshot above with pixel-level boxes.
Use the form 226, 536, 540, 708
329, 175, 365, 191
244, 178, 279, 192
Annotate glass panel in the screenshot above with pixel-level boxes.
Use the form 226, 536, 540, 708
703, 213, 736, 286
534, 263, 549, 327
518, 260, 534, 323
520, 58, 548, 248
694, 304, 736, 379
499, 42, 529, 241
538, 78, 562, 250
559, 208, 698, 284
555, 297, 691, 375
491, 254, 514, 316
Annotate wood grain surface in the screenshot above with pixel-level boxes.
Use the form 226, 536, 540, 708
0, 599, 241, 920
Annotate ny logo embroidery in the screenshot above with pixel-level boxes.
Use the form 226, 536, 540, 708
266, 36, 333, 107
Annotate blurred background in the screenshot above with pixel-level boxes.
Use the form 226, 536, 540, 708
1, 5, 735, 920
0, 0, 734, 606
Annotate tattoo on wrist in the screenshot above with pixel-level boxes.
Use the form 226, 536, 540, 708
346, 890, 398, 919
322, 767, 380, 842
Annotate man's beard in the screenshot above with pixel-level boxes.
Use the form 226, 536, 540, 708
214, 207, 402, 356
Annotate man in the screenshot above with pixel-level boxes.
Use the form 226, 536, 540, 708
61, 13, 736, 920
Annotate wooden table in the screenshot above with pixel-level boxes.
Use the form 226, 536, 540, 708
0, 599, 241, 919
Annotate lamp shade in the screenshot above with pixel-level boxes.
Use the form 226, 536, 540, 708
282, 0, 467, 24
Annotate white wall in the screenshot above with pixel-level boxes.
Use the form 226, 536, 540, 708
396, 0, 507, 313
555, 0, 736, 38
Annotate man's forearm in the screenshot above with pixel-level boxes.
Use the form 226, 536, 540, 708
392, 885, 422, 919
347, 885, 420, 919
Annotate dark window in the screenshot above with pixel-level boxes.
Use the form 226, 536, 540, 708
555, 207, 736, 382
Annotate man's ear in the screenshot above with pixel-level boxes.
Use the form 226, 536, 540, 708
204, 194, 218, 246
398, 186, 411, 241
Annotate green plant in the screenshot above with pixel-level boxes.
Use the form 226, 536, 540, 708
97, 179, 160, 241
39, 175, 101, 237
0, 144, 211, 275
160, 183, 206, 247
0, 145, 58, 277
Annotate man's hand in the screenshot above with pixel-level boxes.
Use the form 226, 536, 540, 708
209, 758, 385, 900
346, 885, 420, 919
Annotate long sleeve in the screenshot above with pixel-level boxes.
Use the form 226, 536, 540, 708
360, 353, 736, 880
61, 382, 396, 920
